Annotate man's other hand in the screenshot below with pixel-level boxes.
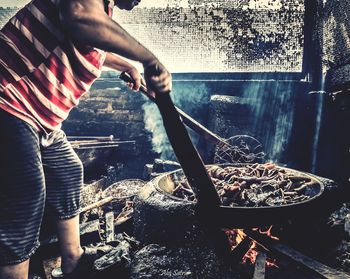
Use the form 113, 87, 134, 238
144, 61, 172, 98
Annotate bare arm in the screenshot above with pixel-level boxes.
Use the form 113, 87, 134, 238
59, 0, 171, 94
103, 53, 136, 72
103, 52, 145, 90
59, 0, 155, 65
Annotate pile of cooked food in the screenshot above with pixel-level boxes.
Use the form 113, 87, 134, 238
172, 163, 318, 207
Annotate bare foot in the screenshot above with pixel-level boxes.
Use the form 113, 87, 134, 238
61, 247, 84, 274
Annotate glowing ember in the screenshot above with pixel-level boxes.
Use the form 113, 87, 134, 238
255, 225, 280, 241
242, 241, 258, 264
224, 227, 279, 268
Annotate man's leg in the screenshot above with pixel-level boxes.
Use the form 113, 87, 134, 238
42, 130, 84, 274
0, 261, 29, 279
56, 216, 84, 273
0, 110, 45, 279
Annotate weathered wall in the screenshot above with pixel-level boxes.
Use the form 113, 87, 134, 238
0, 7, 18, 27
62, 80, 155, 180
323, 0, 350, 86
64, 84, 147, 140
312, 0, 350, 198
115, 1, 305, 73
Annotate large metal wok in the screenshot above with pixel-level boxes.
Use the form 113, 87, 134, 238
153, 164, 326, 227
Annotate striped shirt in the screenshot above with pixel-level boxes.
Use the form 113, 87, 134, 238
0, 0, 112, 133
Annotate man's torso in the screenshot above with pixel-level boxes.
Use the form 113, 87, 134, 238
0, 0, 106, 132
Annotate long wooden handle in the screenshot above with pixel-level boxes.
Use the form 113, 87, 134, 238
154, 92, 221, 209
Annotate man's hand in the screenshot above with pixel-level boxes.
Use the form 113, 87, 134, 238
124, 67, 145, 91
144, 61, 172, 99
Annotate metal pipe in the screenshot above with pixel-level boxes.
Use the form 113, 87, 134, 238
67, 135, 115, 140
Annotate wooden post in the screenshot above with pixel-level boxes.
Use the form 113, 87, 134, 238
302, 0, 324, 89
105, 211, 115, 242
253, 252, 267, 279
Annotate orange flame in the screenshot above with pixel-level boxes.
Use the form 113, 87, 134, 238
242, 241, 258, 264
224, 227, 279, 268
224, 228, 246, 250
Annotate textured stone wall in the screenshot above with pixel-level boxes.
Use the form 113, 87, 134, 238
64, 87, 146, 141
323, 0, 350, 69
323, 0, 350, 86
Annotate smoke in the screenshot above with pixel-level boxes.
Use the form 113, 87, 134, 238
143, 78, 299, 164
142, 81, 210, 160
242, 80, 296, 163
310, 73, 326, 173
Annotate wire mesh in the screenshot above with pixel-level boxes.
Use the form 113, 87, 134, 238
214, 135, 265, 164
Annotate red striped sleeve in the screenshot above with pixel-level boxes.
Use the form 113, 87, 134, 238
0, 0, 106, 132
74, 43, 105, 69
15, 9, 96, 84
23, 4, 103, 85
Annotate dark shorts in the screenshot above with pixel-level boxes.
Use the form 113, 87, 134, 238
0, 110, 83, 265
